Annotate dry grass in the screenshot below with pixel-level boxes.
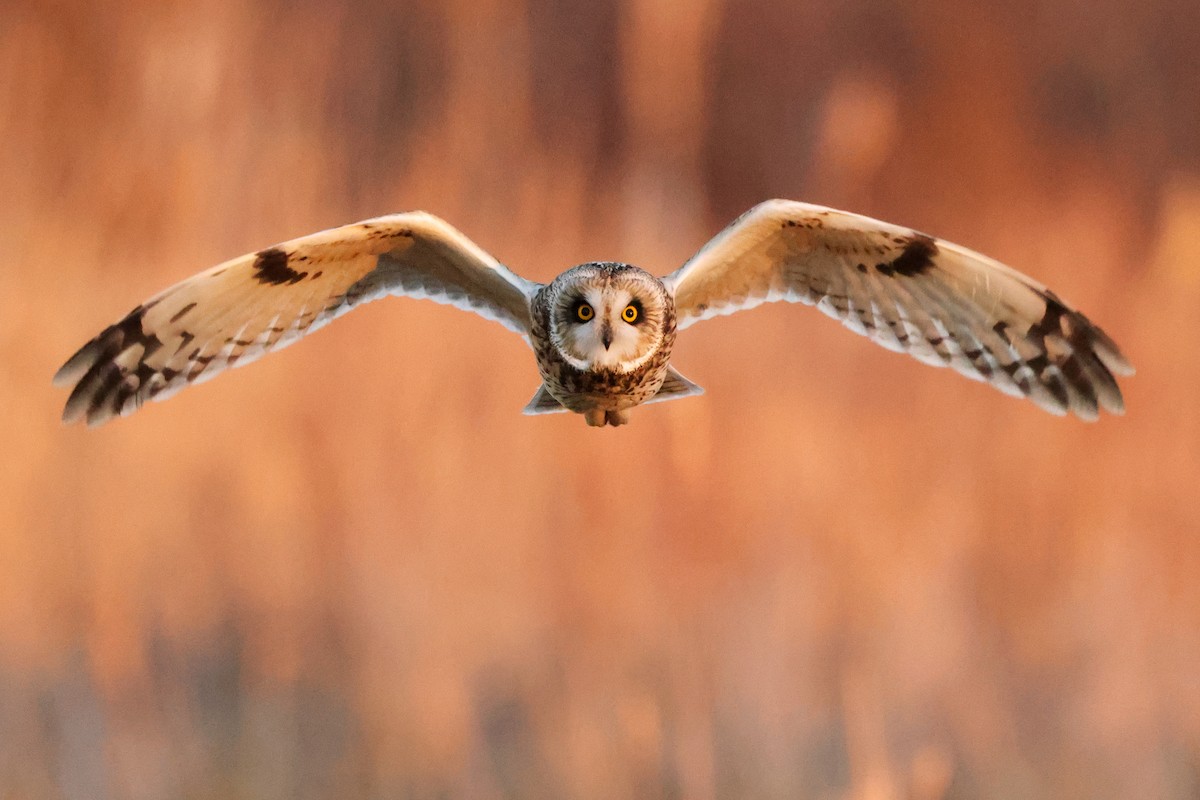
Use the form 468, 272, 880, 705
1, 1, 1198, 797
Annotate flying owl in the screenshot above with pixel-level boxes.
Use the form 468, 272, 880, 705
54, 200, 1133, 428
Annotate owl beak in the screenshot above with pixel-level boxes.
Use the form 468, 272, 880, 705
600, 323, 613, 350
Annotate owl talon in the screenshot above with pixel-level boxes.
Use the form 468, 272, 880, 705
606, 409, 629, 426
584, 408, 607, 427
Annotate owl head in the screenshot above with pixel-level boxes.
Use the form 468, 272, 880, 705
546, 262, 674, 372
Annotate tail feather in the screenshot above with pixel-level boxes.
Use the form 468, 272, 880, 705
645, 365, 704, 405
522, 384, 569, 415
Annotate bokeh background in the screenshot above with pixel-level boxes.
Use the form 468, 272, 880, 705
2, 0, 1198, 797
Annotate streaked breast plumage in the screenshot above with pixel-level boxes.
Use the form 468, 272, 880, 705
53, 200, 1133, 428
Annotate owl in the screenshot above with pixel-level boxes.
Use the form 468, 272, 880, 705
54, 200, 1133, 428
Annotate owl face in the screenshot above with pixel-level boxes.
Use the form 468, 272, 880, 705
547, 263, 671, 372
54, 204, 1133, 429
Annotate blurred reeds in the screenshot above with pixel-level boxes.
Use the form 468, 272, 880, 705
1, 1, 1198, 797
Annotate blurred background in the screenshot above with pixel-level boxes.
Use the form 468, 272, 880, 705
2, 0, 1198, 797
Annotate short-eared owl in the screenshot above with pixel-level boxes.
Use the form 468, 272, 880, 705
55, 200, 1133, 427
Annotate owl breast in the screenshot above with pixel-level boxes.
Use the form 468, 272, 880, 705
530, 287, 677, 414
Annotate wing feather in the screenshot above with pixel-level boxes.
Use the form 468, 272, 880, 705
666, 200, 1133, 420
55, 212, 538, 426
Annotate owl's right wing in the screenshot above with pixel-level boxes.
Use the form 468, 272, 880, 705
54, 212, 540, 426
665, 199, 1133, 420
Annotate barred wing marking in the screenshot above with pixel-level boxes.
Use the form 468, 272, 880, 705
665, 200, 1133, 420
54, 212, 538, 426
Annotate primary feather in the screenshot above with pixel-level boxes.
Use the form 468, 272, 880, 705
54, 201, 1133, 428
666, 200, 1133, 420
54, 212, 538, 426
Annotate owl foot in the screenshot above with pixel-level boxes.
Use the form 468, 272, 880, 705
605, 409, 629, 427
583, 408, 629, 427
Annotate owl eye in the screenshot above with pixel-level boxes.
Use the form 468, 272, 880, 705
621, 304, 640, 323
575, 303, 594, 322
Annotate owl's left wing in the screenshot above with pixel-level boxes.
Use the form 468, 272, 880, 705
54, 212, 539, 426
665, 200, 1133, 420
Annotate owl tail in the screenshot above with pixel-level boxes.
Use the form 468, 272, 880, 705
522, 366, 704, 416
644, 365, 705, 405
522, 385, 570, 415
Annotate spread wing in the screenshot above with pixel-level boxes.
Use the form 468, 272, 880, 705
54, 212, 539, 426
665, 200, 1134, 420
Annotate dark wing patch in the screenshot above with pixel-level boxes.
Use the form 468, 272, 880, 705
666, 199, 1133, 420
54, 212, 539, 426
876, 234, 938, 277
251, 247, 308, 285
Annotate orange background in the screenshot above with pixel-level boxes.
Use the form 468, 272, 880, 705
2, 1, 1198, 797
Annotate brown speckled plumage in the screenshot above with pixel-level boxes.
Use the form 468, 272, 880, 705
54, 200, 1132, 428
531, 263, 676, 425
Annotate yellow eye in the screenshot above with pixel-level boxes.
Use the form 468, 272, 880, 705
576, 303, 594, 322
622, 304, 639, 323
